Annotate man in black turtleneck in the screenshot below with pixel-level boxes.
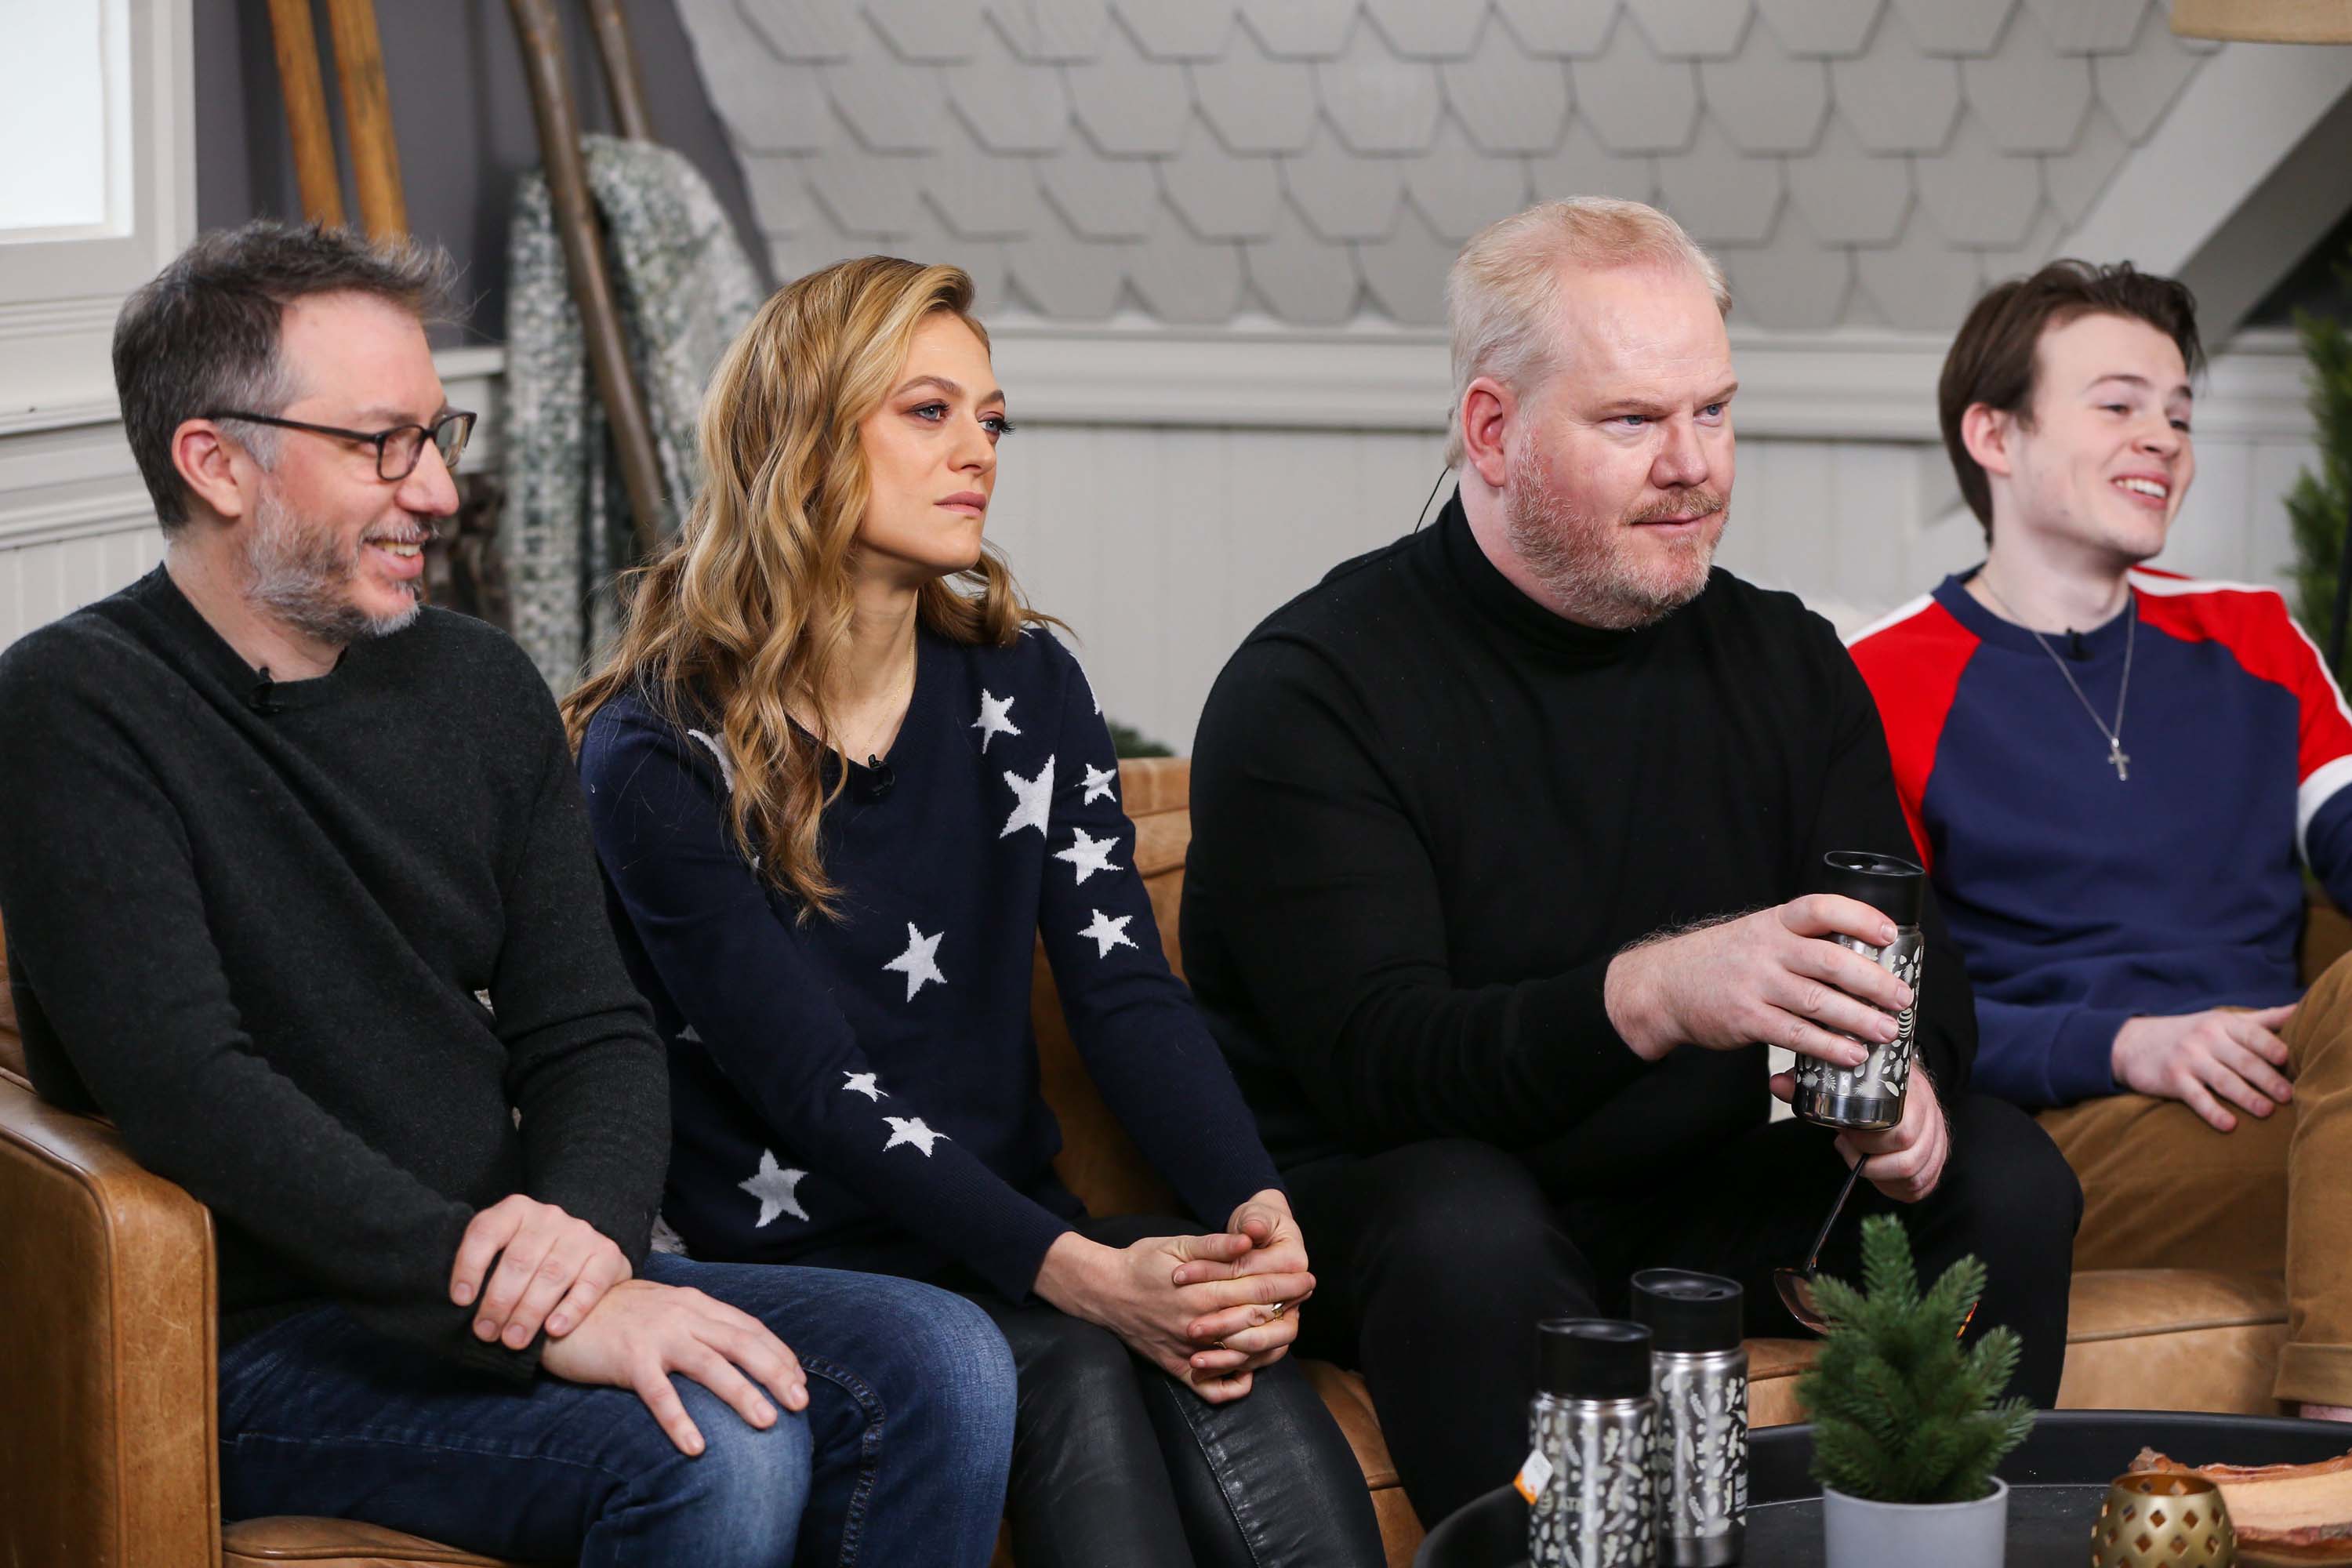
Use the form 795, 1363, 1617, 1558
1181, 199, 2080, 1526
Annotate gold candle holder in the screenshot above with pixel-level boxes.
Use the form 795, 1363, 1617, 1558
2092, 1471, 2236, 1568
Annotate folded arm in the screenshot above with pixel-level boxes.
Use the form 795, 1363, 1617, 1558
1034, 666, 1283, 1221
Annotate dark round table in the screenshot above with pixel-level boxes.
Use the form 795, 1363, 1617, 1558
1414, 1410, 2351, 1566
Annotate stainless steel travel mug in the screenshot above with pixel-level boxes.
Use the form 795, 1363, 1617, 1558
1632, 1269, 1748, 1567
1526, 1318, 1660, 1568
1791, 850, 1925, 1132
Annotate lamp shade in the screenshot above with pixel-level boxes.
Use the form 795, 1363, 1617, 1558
2173, 0, 2352, 43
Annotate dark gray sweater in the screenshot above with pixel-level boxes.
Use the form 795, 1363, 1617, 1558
0, 567, 667, 1378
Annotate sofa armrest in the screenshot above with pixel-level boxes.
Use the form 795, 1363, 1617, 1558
0, 1069, 220, 1568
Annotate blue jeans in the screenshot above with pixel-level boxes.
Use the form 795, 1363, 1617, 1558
216, 1254, 1015, 1567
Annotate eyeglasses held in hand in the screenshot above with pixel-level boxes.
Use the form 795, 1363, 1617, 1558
204, 409, 477, 482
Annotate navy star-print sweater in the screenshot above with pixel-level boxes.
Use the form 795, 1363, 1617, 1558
579, 626, 1281, 1300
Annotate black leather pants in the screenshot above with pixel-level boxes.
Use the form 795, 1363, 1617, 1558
966, 1214, 1385, 1568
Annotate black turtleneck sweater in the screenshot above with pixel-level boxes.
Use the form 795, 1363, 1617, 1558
1181, 495, 1976, 1188
0, 567, 666, 1377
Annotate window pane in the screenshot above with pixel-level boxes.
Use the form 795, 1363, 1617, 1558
0, 2, 112, 232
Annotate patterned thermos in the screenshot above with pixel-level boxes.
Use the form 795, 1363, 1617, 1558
1525, 1318, 1660, 1568
1791, 850, 1926, 1132
1631, 1269, 1748, 1567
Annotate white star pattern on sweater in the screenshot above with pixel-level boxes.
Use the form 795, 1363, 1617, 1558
884, 1116, 949, 1156
685, 729, 738, 792
1079, 909, 1137, 958
883, 923, 946, 1001
843, 1071, 887, 1101
1054, 827, 1121, 884
1000, 755, 1056, 838
972, 691, 1022, 753
739, 1150, 809, 1226
1080, 763, 1118, 804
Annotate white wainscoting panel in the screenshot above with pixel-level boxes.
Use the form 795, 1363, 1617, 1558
987, 423, 2318, 754
0, 344, 506, 654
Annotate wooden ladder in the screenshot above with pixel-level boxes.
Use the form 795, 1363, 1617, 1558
263, 0, 668, 555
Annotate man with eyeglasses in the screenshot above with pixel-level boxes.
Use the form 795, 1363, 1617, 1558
0, 221, 1015, 1564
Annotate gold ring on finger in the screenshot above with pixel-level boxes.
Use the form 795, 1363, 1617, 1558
1266, 1300, 1289, 1320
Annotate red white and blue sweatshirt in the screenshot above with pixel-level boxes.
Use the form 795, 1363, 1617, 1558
1848, 567, 2352, 1109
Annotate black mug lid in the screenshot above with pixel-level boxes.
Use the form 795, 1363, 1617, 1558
1629, 1268, 1744, 1353
1818, 850, 1924, 927
1537, 1317, 1653, 1399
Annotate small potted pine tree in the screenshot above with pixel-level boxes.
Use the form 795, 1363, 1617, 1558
1795, 1214, 2036, 1568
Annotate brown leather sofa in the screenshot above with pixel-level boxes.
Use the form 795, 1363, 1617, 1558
0, 756, 2314, 1568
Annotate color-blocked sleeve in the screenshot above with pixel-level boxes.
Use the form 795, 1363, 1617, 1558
579, 702, 1075, 1301
1971, 995, 2128, 1109
1845, 595, 1980, 870
2135, 577, 2352, 909
1031, 645, 1283, 1229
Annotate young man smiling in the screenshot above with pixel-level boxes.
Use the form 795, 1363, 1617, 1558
1850, 260, 2352, 1420
0, 222, 1016, 1563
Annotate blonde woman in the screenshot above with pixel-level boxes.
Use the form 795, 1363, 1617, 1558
567, 258, 1382, 1567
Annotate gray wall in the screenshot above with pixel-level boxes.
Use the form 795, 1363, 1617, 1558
193, 0, 769, 344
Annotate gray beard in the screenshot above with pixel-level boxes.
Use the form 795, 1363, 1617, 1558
245, 488, 423, 647
1501, 439, 1722, 630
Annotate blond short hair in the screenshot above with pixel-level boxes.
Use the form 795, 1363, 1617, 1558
1445, 199, 1730, 466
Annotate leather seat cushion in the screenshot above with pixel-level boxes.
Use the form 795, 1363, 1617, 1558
0, 906, 23, 1083
222, 1517, 520, 1566
2058, 1268, 2288, 1416
1749, 1337, 1818, 1428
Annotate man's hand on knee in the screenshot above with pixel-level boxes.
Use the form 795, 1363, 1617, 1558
1773, 1066, 1951, 1202
1606, 895, 1915, 1068
2111, 1006, 2297, 1132
450, 1194, 633, 1348
540, 1279, 810, 1456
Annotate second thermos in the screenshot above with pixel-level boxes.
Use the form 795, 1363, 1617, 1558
1632, 1269, 1749, 1567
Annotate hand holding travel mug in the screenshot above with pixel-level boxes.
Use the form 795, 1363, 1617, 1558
1791, 851, 1925, 1132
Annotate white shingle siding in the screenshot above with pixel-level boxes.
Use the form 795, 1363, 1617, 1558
677, 0, 2214, 330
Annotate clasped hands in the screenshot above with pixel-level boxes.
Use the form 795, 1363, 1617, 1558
1034, 1189, 1314, 1406
1604, 893, 1951, 1202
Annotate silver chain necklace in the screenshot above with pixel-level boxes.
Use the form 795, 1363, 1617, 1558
1976, 575, 2136, 782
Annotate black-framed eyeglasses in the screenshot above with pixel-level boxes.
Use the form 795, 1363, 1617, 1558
205, 409, 476, 481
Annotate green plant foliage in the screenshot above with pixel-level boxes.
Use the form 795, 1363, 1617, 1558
1107, 720, 1173, 759
1796, 1214, 2034, 1504
2288, 281, 2352, 691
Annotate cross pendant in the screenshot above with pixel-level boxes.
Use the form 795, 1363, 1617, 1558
2108, 736, 2130, 782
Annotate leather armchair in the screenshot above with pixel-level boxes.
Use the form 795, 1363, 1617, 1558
0, 760, 2311, 1568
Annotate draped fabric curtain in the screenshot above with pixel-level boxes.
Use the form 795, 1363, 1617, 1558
503, 133, 764, 691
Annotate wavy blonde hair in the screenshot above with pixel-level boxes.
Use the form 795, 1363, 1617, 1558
563, 256, 1055, 919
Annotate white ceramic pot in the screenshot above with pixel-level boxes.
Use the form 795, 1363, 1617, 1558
1821, 1476, 2009, 1568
